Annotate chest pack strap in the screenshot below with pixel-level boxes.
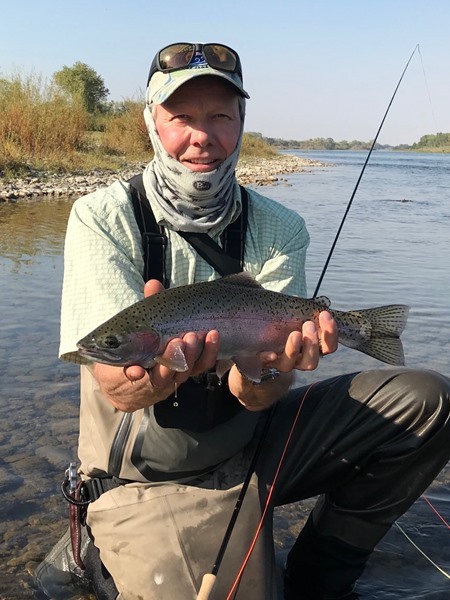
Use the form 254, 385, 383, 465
127, 173, 248, 286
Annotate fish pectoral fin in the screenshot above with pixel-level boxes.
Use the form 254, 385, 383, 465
233, 355, 264, 383
154, 344, 189, 372
216, 359, 234, 379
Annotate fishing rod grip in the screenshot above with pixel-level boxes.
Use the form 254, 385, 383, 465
196, 573, 217, 600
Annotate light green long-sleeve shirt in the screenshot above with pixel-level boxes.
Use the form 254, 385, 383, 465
60, 180, 309, 363
59, 178, 310, 479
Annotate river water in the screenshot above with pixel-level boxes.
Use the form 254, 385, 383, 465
0, 151, 449, 599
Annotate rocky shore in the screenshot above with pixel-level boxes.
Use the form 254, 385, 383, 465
0, 154, 325, 201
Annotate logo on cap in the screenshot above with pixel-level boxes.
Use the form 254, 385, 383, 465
189, 52, 208, 69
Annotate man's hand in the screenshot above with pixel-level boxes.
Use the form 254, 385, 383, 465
228, 311, 338, 412
258, 310, 338, 372
93, 280, 220, 412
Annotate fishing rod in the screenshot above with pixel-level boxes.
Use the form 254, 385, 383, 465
196, 44, 420, 600
313, 43, 419, 297
197, 404, 276, 600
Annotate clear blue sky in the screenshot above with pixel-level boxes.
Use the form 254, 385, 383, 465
2, 0, 449, 145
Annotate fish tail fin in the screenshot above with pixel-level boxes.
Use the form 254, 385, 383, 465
335, 305, 410, 366
353, 337, 406, 366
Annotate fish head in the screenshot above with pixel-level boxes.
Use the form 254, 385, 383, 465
76, 319, 162, 368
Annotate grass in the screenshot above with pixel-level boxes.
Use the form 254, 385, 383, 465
0, 73, 279, 178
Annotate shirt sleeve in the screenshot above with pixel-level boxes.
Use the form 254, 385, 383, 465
244, 188, 309, 297
59, 181, 146, 363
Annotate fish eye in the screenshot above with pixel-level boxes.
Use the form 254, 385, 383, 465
103, 335, 120, 349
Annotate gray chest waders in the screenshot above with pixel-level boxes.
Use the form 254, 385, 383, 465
62, 175, 250, 570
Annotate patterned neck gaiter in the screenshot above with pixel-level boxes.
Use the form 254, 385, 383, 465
142, 102, 244, 233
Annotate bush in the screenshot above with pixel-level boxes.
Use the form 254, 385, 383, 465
0, 73, 87, 172
101, 101, 152, 159
240, 133, 278, 158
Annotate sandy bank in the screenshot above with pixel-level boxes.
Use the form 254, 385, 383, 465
0, 154, 326, 202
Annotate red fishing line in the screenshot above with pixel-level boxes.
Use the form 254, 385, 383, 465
225, 383, 317, 600
422, 495, 450, 530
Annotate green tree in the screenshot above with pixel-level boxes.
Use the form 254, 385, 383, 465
53, 62, 109, 112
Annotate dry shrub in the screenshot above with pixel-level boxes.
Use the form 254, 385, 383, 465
240, 133, 278, 158
0, 73, 87, 171
101, 101, 152, 160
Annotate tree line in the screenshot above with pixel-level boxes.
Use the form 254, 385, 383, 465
6, 60, 448, 151
411, 132, 450, 150
3, 60, 448, 150
248, 132, 449, 152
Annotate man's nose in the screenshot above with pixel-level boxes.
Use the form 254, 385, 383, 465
190, 125, 212, 146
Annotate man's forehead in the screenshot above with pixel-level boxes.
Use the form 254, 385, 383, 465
162, 77, 239, 107
167, 76, 238, 99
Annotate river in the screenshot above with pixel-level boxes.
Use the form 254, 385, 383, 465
0, 150, 449, 599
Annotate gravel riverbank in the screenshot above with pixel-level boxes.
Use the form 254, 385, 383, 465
0, 154, 325, 201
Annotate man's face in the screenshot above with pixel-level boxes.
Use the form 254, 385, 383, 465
154, 77, 242, 173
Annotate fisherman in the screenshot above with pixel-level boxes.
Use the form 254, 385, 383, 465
49, 43, 450, 599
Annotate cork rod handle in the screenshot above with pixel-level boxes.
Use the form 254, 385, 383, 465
196, 573, 217, 600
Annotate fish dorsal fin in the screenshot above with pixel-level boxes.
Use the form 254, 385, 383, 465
313, 296, 331, 308
218, 272, 263, 289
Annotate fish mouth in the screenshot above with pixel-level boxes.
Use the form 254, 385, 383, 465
76, 344, 125, 364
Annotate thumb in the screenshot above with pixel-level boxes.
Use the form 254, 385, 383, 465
124, 365, 147, 381
144, 279, 165, 298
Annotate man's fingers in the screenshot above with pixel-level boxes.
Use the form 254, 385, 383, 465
295, 321, 320, 370
275, 330, 303, 371
190, 330, 220, 376
144, 279, 165, 298
261, 321, 323, 372
178, 333, 201, 374
318, 310, 339, 355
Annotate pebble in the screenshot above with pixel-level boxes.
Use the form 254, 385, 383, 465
0, 155, 326, 201
236, 155, 325, 186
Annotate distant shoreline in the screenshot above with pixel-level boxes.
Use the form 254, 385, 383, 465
0, 154, 327, 202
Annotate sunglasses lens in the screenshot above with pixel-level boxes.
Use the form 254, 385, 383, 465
203, 44, 238, 72
159, 44, 195, 70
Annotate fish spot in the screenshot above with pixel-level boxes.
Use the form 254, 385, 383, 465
154, 572, 164, 585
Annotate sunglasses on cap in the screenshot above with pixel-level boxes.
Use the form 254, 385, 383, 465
147, 43, 243, 86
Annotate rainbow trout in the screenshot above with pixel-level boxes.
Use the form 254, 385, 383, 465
76, 273, 409, 381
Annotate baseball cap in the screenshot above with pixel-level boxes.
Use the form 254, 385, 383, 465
146, 42, 250, 105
